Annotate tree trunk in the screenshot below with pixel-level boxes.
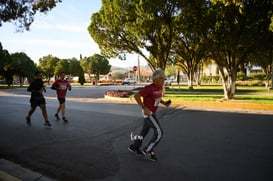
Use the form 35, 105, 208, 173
47, 74, 51, 85
219, 69, 237, 100
19, 75, 23, 87
96, 73, 100, 85
187, 71, 194, 90
177, 70, 180, 85
271, 52, 273, 89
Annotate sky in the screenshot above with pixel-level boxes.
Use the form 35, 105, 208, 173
0, 0, 147, 68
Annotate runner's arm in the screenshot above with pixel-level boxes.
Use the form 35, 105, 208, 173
51, 81, 57, 90
134, 92, 150, 115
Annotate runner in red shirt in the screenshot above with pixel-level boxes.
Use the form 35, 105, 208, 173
51, 72, 71, 122
128, 69, 171, 161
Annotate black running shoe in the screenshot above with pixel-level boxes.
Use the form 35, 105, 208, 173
26, 116, 31, 126
44, 121, 52, 127
63, 117, 68, 122
142, 150, 157, 161
55, 113, 60, 120
128, 145, 143, 156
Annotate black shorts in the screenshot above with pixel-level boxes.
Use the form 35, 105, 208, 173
58, 97, 66, 104
30, 95, 46, 108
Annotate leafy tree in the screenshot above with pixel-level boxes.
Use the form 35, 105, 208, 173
247, 34, 273, 88
38, 55, 59, 84
172, 0, 208, 89
204, 0, 272, 99
88, 0, 180, 70
54, 59, 69, 76
165, 64, 176, 78
89, 54, 111, 84
7, 52, 36, 86
80, 54, 111, 84
0, 43, 11, 75
68, 57, 85, 85
69, 58, 83, 77
80, 56, 93, 82
112, 72, 125, 80
0, 42, 12, 85
0, 0, 62, 31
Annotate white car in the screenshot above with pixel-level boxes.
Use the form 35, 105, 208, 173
122, 78, 136, 85
164, 77, 173, 86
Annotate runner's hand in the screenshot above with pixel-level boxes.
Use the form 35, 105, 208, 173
143, 107, 151, 116
165, 100, 171, 107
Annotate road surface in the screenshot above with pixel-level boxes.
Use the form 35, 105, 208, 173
0, 87, 273, 181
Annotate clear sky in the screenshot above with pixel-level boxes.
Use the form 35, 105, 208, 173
0, 0, 147, 68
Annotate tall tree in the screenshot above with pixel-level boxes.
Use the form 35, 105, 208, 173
173, 0, 208, 89
204, 0, 272, 99
80, 56, 93, 82
9, 52, 36, 86
54, 59, 70, 76
0, 42, 10, 76
247, 28, 273, 88
80, 54, 111, 84
88, 0, 180, 70
0, 42, 13, 86
69, 58, 83, 77
89, 54, 111, 84
0, 0, 62, 31
38, 55, 59, 84
165, 64, 176, 78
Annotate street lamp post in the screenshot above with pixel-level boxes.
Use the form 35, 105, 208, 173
137, 56, 141, 84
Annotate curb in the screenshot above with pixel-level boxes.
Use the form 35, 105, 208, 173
104, 95, 135, 102
0, 159, 54, 181
172, 100, 273, 111
0, 170, 22, 181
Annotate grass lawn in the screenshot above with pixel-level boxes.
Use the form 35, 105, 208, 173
164, 85, 273, 105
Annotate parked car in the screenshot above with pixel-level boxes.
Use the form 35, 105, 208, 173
122, 78, 136, 85
164, 77, 173, 86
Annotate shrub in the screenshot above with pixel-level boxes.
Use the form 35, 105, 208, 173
105, 90, 133, 98
201, 75, 221, 83
78, 74, 85, 85
249, 73, 266, 80
237, 72, 247, 81
236, 80, 265, 86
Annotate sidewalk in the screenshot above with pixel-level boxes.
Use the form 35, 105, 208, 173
0, 159, 54, 181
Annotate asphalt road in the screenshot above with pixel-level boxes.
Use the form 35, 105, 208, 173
0, 87, 273, 181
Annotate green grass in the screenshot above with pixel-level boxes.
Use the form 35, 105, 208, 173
164, 84, 273, 105
166, 85, 270, 94
0, 85, 22, 89
164, 93, 273, 105
164, 94, 223, 101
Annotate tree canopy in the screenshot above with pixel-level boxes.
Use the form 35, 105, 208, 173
0, 0, 62, 31
204, 0, 272, 99
38, 55, 59, 82
10, 52, 37, 85
88, 0, 181, 70
89, 0, 272, 99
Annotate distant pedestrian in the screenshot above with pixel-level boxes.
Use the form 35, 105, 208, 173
26, 71, 51, 127
51, 72, 71, 122
128, 69, 171, 161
